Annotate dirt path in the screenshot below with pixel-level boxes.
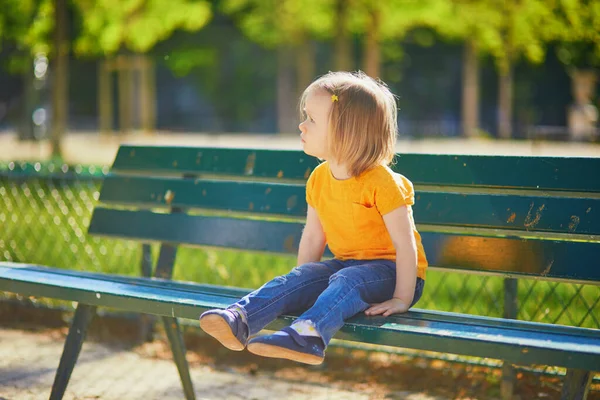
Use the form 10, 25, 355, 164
0, 326, 384, 400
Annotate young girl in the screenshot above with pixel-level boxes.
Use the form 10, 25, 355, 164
199, 71, 427, 365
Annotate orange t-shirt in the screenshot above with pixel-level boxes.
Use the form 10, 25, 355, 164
306, 162, 428, 280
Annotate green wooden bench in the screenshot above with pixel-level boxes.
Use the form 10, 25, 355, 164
1, 145, 599, 400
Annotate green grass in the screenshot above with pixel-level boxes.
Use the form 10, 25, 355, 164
1, 177, 599, 329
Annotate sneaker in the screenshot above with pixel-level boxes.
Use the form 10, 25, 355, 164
199, 309, 248, 351
247, 326, 325, 365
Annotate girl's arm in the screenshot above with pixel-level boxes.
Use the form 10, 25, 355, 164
297, 205, 327, 265
365, 205, 417, 316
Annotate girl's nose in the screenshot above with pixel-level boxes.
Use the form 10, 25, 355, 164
298, 121, 305, 133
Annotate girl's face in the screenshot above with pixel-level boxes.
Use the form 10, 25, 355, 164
299, 89, 332, 160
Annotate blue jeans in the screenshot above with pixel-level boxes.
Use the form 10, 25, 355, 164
229, 259, 425, 346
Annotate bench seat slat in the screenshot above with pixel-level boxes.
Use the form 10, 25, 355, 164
100, 176, 600, 235
88, 208, 600, 283
1, 264, 598, 370
113, 146, 600, 192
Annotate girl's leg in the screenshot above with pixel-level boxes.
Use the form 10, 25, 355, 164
300, 260, 424, 346
231, 260, 341, 336
246, 259, 425, 364
200, 260, 340, 350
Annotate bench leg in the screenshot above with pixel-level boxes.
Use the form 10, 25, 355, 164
50, 304, 96, 400
561, 369, 592, 400
501, 363, 515, 400
501, 278, 518, 400
139, 243, 156, 342
162, 316, 195, 400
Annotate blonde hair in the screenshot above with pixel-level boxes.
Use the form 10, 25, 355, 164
299, 71, 398, 177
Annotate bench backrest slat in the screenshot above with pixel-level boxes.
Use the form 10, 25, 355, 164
88, 208, 600, 284
100, 175, 600, 236
112, 146, 318, 180
113, 145, 600, 192
99, 176, 309, 216
89, 208, 304, 255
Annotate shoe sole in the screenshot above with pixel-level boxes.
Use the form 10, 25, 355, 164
247, 342, 324, 365
199, 314, 245, 351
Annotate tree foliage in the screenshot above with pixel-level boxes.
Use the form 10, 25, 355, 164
0, 0, 53, 71
74, 0, 212, 55
430, 0, 569, 71
554, 0, 600, 68
0, 0, 213, 61
347, 0, 442, 40
221, 0, 331, 48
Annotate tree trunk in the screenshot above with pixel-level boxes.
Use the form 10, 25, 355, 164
50, 0, 68, 158
296, 39, 316, 100
118, 56, 133, 135
498, 63, 513, 139
363, 8, 380, 78
334, 0, 352, 71
19, 62, 36, 141
139, 55, 156, 134
277, 46, 296, 134
462, 39, 479, 137
98, 60, 112, 135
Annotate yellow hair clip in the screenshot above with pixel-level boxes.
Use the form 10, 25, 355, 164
331, 94, 339, 103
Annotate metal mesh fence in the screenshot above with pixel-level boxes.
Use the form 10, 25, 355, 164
1, 161, 599, 383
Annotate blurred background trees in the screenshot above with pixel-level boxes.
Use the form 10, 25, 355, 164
1, 0, 599, 157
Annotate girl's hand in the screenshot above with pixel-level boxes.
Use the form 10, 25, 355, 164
365, 298, 410, 317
